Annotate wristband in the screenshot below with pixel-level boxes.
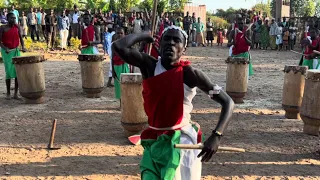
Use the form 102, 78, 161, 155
208, 84, 222, 98
213, 130, 223, 137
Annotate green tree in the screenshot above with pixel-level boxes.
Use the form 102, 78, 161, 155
252, 3, 271, 18
168, 0, 191, 12
158, 0, 169, 15
303, 0, 316, 16
139, 0, 153, 12
118, 0, 139, 12
109, 0, 116, 11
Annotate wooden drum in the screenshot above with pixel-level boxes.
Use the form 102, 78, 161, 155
300, 70, 320, 136
120, 73, 148, 137
78, 54, 105, 98
282, 66, 308, 119
12, 55, 46, 104
225, 57, 249, 103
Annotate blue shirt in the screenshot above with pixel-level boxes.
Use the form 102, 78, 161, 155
58, 16, 70, 30
37, 12, 42, 24
11, 10, 19, 24
103, 31, 115, 56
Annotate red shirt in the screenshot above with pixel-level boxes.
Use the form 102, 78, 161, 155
2, 24, 20, 49
81, 25, 95, 46
304, 39, 318, 59
232, 31, 250, 55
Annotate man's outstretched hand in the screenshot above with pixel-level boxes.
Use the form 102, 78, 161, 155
197, 133, 221, 162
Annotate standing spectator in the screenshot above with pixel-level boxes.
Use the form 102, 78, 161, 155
276, 22, 283, 51
10, 5, 19, 24
206, 17, 214, 47
269, 18, 278, 50
94, 9, 105, 43
36, 8, 44, 41
163, 13, 170, 28
191, 12, 197, 43
71, 5, 80, 39
133, 13, 143, 34
58, 10, 70, 50
193, 17, 206, 47
46, 9, 57, 51
40, 8, 47, 41
183, 11, 192, 46
106, 11, 114, 30
217, 28, 224, 46
27, 8, 39, 41
3, 8, 7, 17
103, 26, 115, 87
169, 12, 175, 26
0, 11, 7, 25
288, 21, 297, 50
118, 9, 124, 27
65, 9, 72, 46
175, 17, 183, 28
19, 11, 28, 39
254, 19, 262, 49
261, 19, 270, 50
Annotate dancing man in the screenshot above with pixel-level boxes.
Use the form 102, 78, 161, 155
81, 12, 100, 54
0, 13, 26, 100
228, 16, 254, 77
113, 25, 234, 179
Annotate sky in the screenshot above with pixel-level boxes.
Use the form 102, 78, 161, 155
192, 0, 260, 12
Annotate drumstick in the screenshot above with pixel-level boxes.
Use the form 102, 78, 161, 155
313, 50, 320, 55
174, 144, 246, 152
290, 50, 308, 56
148, 0, 159, 55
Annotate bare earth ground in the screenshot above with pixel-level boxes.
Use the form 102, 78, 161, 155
0, 45, 319, 180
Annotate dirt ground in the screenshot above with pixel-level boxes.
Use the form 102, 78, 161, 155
0, 45, 319, 180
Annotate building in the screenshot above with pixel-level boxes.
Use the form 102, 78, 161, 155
275, 0, 290, 21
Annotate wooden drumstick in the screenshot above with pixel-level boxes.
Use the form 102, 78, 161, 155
313, 50, 320, 55
174, 144, 246, 152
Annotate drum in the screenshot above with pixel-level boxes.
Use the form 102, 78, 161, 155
12, 55, 46, 104
78, 54, 105, 98
225, 57, 249, 103
300, 70, 320, 136
120, 73, 148, 137
282, 65, 308, 119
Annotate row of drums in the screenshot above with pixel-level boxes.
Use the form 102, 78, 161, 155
11, 55, 320, 137
11, 54, 147, 136
225, 57, 320, 136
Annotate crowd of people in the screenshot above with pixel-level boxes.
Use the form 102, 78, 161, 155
0, 5, 223, 50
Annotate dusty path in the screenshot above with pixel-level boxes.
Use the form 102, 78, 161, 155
0, 46, 319, 180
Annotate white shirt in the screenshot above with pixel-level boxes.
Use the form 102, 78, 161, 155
72, 12, 79, 23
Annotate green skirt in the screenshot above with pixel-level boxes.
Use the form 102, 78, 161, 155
114, 63, 130, 99
270, 35, 277, 49
1, 48, 20, 79
302, 58, 319, 69
81, 46, 99, 54
232, 51, 254, 76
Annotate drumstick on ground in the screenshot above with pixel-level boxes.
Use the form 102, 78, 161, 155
174, 144, 245, 152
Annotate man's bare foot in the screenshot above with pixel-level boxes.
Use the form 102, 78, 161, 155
5, 94, 11, 100
13, 94, 22, 100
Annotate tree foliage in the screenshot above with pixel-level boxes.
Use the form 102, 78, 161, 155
207, 15, 229, 29
252, 3, 271, 18
168, 0, 191, 12
290, 0, 316, 17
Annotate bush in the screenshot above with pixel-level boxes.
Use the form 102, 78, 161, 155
70, 37, 82, 50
